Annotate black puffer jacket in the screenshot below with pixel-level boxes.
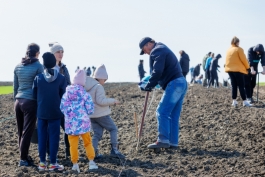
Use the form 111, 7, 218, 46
210, 54, 221, 71
248, 44, 265, 71
179, 51, 190, 73
193, 64, 201, 76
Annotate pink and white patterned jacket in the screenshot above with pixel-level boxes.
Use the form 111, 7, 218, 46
60, 84, 94, 135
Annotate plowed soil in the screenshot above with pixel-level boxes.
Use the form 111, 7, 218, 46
1, 83, 265, 177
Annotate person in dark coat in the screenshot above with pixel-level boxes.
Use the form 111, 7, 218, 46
245, 44, 265, 103
138, 37, 187, 149
86, 67, 92, 76
179, 50, 190, 78
33, 52, 66, 171
208, 54, 222, 88
191, 64, 201, 83
138, 60, 146, 81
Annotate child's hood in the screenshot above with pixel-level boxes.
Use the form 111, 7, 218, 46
64, 84, 85, 101
85, 76, 99, 91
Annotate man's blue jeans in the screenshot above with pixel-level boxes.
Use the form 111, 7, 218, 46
38, 118, 61, 164
156, 77, 187, 146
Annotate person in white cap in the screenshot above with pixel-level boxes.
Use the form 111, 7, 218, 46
85, 64, 125, 159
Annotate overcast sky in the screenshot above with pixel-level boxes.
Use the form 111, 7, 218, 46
0, 0, 265, 82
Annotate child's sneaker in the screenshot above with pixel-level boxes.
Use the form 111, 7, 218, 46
110, 148, 125, 159
38, 162, 47, 171
48, 163, 64, 171
88, 161, 98, 170
72, 163, 80, 173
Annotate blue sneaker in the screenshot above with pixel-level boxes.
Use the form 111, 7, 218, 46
95, 151, 103, 159
110, 148, 125, 159
18, 160, 34, 167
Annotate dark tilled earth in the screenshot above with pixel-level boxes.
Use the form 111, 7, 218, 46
1, 83, 265, 176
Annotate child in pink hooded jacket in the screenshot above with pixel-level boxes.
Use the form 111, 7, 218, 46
60, 70, 98, 173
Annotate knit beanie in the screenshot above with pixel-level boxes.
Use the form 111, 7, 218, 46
50, 43, 64, 54
93, 64, 108, 80
42, 52, 56, 69
73, 70, 86, 86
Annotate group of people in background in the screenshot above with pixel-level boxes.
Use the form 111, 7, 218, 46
13, 43, 124, 173
75, 66, 96, 77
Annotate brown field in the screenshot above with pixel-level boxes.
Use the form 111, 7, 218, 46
1, 83, 265, 176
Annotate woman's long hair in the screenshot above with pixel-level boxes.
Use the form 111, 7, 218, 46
25, 43, 40, 59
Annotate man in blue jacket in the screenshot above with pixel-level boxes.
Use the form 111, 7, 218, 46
139, 37, 187, 149
245, 44, 265, 103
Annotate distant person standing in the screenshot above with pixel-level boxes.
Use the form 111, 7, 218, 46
86, 67, 92, 76
191, 64, 201, 83
202, 52, 211, 85
225, 36, 252, 107
75, 66, 80, 73
14, 43, 43, 166
138, 59, 146, 81
205, 53, 215, 84
245, 44, 265, 103
138, 37, 187, 149
189, 66, 194, 83
208, 54, 222, 88
92, 66, 96, 77
179, 50, 190, 78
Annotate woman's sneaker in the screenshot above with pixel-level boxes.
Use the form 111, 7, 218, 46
38, 162, 47, 171
72, 163, 80, 173
89, 161, 98, 170
231, 100, 238, 107
243, 100, 253, 107
48, 163, 64, 171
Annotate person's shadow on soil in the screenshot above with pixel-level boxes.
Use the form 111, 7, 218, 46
180, 148, 244, 158
95, 156, 166, 173
86, 166, 141, 177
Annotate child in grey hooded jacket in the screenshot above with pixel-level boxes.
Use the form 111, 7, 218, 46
85, 64, 125, 159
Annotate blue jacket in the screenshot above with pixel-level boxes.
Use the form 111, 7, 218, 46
145, 42, 183, 90
205, 57, 212, 70
248, 44, 265, 71
33, 70, 67, 120
179, 51, 190, 73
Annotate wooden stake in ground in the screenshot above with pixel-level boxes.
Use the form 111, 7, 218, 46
134, 112, 138, 138
136, 91, 149, 150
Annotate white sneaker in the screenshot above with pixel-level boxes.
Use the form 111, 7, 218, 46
72, 163, 80, 173
232, 100, 238, 107
89, 160, 98, 170
243, 100, 252, 107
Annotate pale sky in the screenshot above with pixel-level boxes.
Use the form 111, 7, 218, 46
0, 0, 265, 82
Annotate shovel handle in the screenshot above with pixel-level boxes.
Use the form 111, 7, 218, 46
138, 91, 149, 140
